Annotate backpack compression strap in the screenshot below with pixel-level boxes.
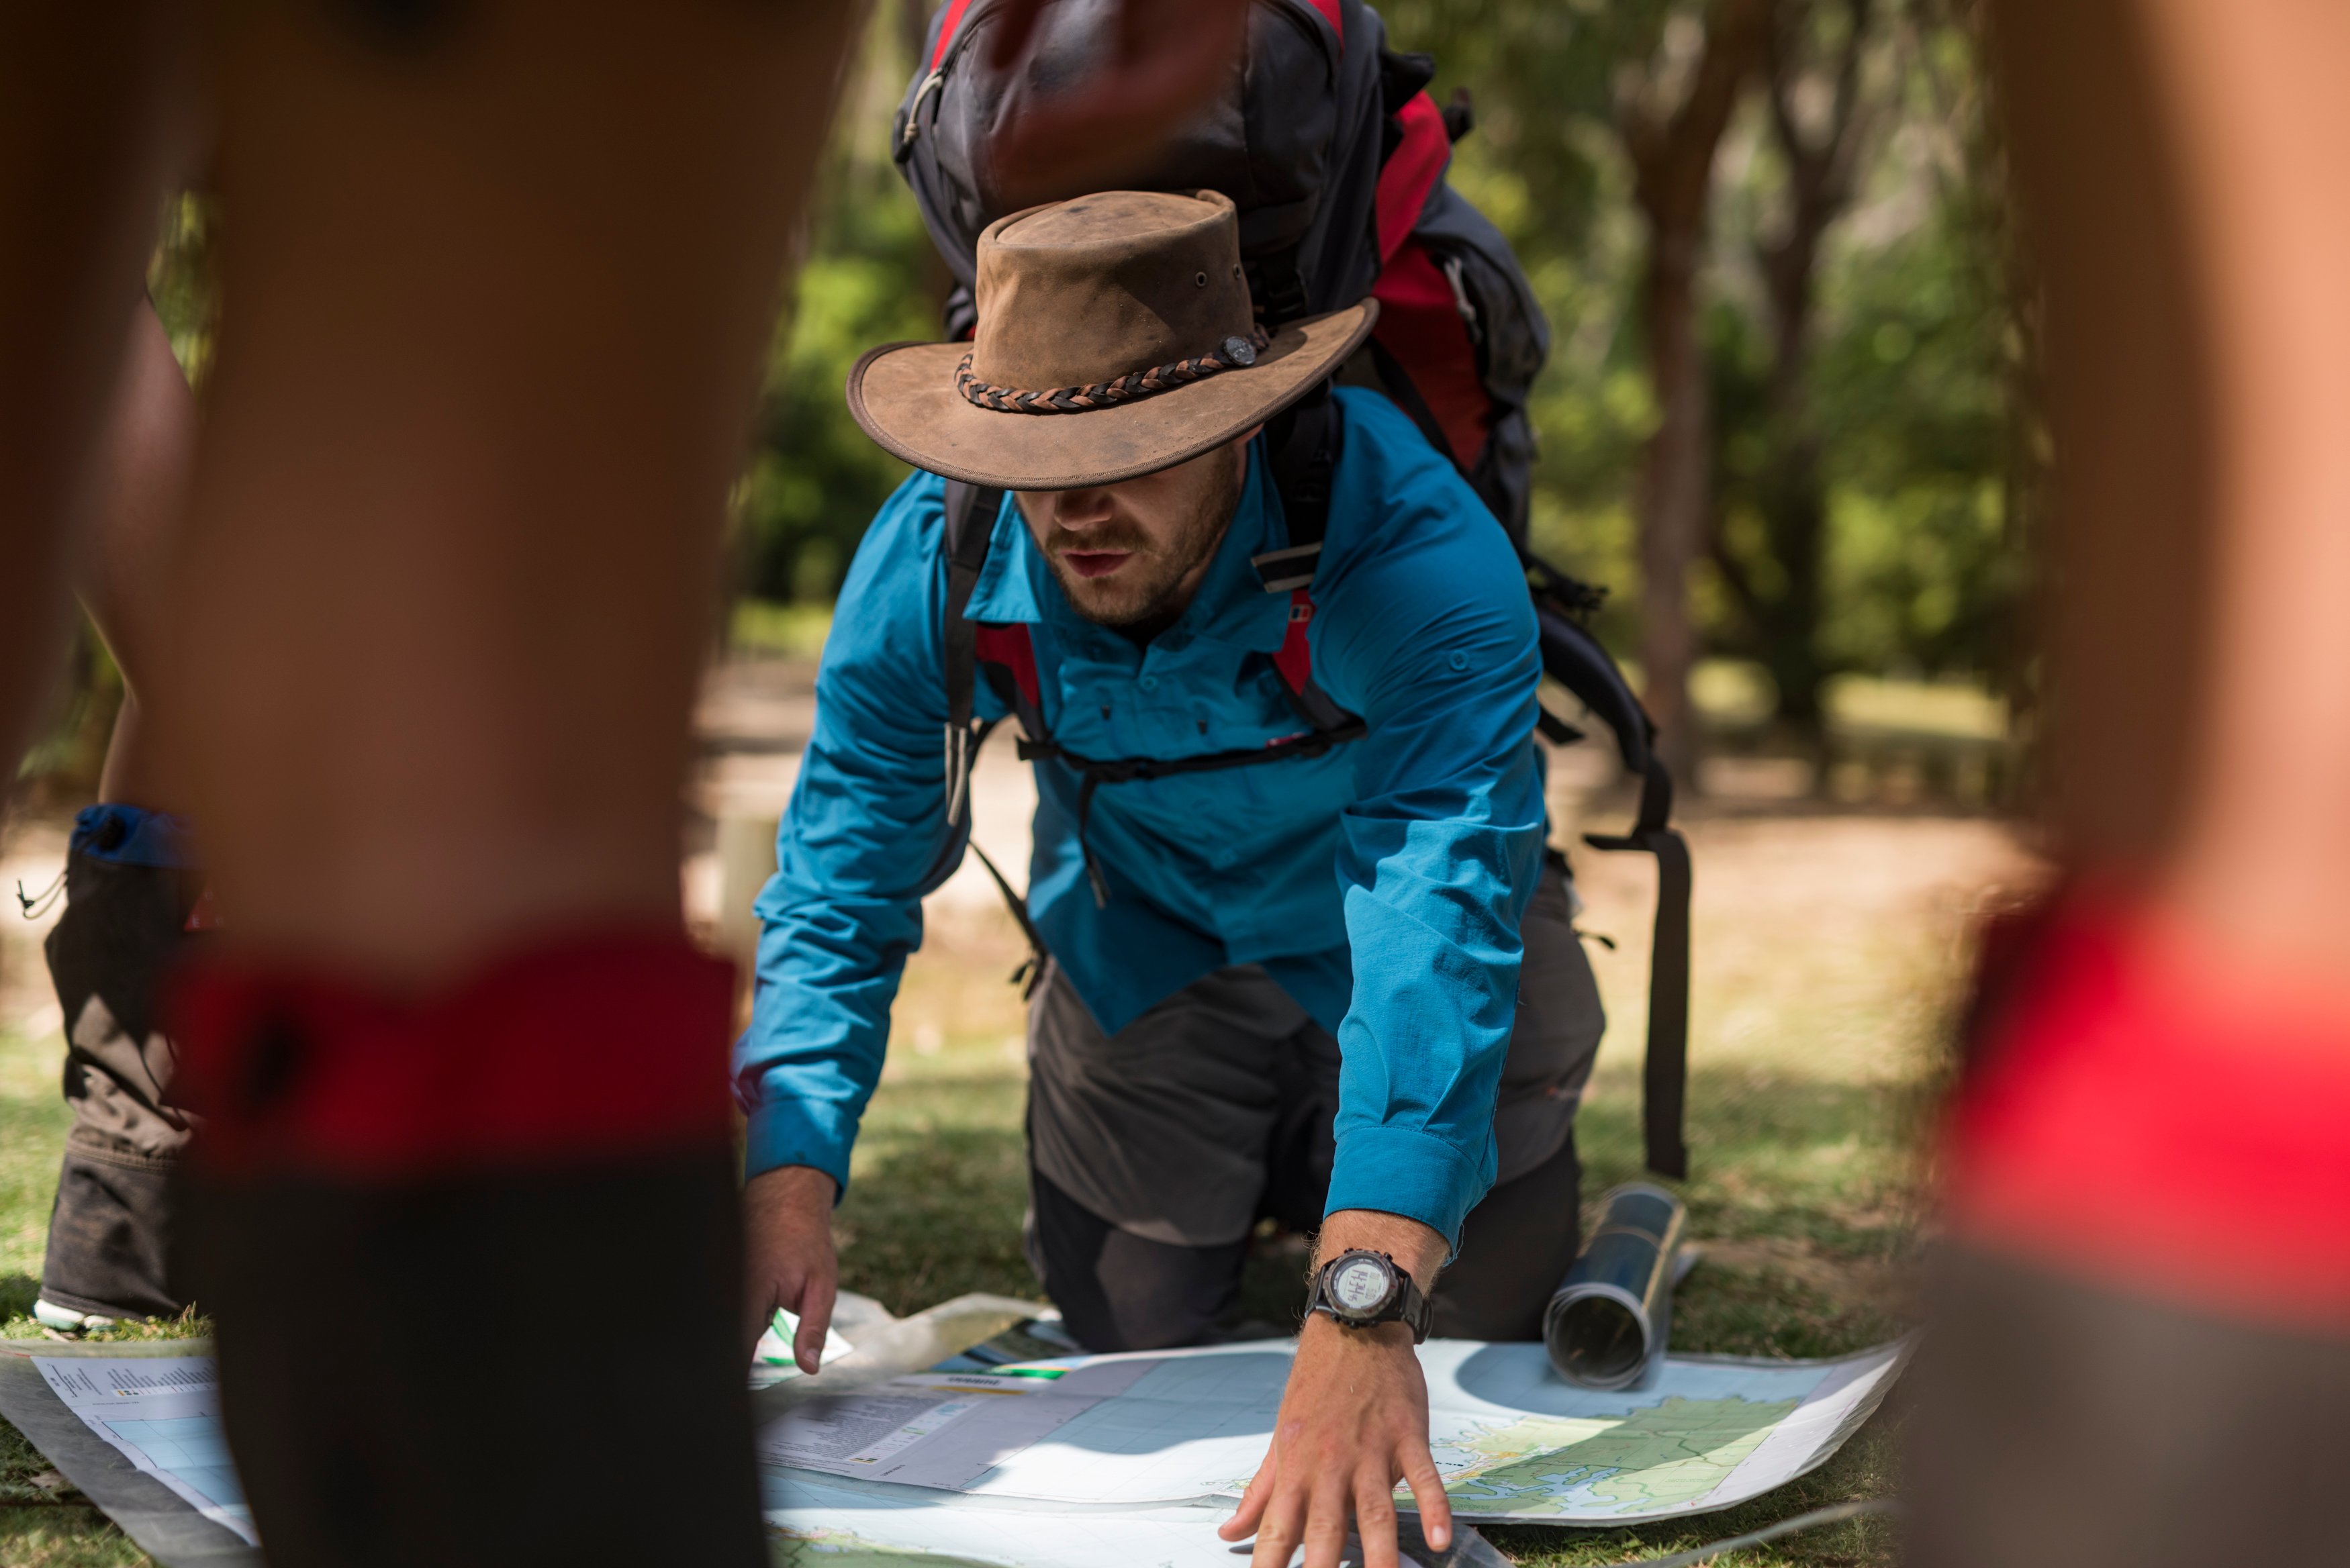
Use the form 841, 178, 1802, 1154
1531, 568, 1693, 1181
1584, 753, 1692, 1181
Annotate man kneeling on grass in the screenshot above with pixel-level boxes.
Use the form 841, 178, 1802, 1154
735, 190, 1604, 1567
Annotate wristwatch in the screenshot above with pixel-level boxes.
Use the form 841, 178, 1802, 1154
1307, 1249, 1433, 1343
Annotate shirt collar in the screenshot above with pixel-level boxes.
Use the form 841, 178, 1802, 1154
963, 493, 1045, 625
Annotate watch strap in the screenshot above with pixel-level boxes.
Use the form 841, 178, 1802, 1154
1309, 1251, 1433, 1344
1394, 1269, 1433, 1344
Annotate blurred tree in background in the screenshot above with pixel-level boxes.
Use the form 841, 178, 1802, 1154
1707, 1, 2026, 752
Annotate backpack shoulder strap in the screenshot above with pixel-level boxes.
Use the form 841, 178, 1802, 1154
1250, 387, 1366, 738
1254, 386, 1340, 589
941, 479, 1005, 826
935, 477, 1054, 995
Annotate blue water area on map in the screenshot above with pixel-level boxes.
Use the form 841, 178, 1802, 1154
1037, 1351, 1289, 1455
105, 1417, 246, 1509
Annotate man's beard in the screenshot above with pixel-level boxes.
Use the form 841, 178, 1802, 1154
1042, 450, 1244, 632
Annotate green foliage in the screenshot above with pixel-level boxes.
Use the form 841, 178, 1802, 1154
1709, 209, 2018, 688
737, 23, 940, 605
1814, 196, 2024, 679
146, 195, 218, 393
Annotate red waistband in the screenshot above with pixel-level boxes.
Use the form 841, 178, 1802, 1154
1944, 892, 2350, 1330
171, 932, 737, 1179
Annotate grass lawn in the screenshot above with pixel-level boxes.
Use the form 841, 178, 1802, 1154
0, 802, 2031, 1566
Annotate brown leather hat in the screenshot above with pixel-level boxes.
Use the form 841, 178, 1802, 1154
846, 189, 1377, 490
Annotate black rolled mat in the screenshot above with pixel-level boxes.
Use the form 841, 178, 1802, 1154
0, 1340, 261, 1568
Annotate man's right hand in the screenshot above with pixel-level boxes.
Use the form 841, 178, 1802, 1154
742, 1163, 841, 1373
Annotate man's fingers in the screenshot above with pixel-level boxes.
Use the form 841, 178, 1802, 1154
792, 1271, 838, 1375
1219, 1439, 1280, 1542
1248, 1479, 1309, 1568
1299, 1474, 1355, 1568
1401, 1444, 1453, 1552
1351, 1465, 1403, 1568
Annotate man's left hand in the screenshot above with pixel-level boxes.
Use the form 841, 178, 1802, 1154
1217, 1211, 1454, 1568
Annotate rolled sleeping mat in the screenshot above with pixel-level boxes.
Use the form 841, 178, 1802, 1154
1544, 1182, 1688, 1390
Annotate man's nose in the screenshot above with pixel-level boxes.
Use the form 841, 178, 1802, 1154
1051, 487, 1117, 529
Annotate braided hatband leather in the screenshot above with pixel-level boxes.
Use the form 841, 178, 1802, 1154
955, 328, 1271, 415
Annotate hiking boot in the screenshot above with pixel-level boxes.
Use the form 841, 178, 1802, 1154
32, 1297, 117, 1334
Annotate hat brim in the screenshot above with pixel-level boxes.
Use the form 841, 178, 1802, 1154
845, 301, 1378, 491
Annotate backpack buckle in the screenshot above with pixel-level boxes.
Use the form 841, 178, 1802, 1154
1251, 542, 1321, 593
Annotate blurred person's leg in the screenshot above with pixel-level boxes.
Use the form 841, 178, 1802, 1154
158, 3, 858, 1562
0, 1, 188, 772
38, 303, 206, 1331
1914, 3, 2350, 1563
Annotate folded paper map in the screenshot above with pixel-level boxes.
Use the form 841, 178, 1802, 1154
758, 1336, 1909, 1525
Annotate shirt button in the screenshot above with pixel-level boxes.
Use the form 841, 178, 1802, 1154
1449, 650, 1470, 671
1139, 675, 1160, 691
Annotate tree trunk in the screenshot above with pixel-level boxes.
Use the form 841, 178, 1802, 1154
1639, 230, 1715, 785
1624, 0, 1778, 788
1756, 201, 1832, 742
1752, 0, 1877, 752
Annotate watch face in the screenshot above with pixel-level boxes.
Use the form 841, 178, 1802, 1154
1330, 1256, 1393, 1314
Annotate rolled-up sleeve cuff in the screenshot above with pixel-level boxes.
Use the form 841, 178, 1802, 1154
1324, 1124, 1491, 1252
741, 1096, 857, 1200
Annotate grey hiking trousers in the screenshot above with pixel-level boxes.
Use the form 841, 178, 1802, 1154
1023, 857, 1604, 1351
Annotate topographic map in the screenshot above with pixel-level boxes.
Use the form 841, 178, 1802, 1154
1435, 1393, 1800, 1516
757, 1335, 1910, 1562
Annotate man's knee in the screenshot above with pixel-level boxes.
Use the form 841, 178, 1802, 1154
1432, 1133, 1582, 1341
1026, 1167, 1241, 1353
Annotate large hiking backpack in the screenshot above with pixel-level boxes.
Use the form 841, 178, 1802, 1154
896, 0, 1693, 1179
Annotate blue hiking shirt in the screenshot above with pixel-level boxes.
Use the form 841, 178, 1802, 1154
736, 389, 1547, 1246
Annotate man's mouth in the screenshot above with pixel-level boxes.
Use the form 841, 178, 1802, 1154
1062, 550, 1134, 579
